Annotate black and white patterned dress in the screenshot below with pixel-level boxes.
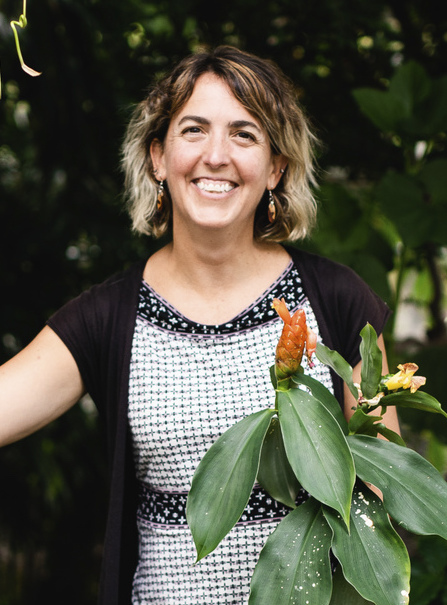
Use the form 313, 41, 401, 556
128, 260, 334, 604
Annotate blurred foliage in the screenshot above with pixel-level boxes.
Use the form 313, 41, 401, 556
0, 0, 446, 602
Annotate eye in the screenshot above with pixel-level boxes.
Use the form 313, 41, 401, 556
181, 126, 202, 136
235, 130, 256, 143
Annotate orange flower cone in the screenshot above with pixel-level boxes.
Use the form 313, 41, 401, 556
272, 298, 317, 381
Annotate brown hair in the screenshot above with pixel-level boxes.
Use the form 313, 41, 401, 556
122, 45, 318, 241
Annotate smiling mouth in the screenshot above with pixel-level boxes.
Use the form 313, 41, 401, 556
195, 179, 236, 193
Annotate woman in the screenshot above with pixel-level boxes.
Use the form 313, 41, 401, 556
0, 46, 399, 604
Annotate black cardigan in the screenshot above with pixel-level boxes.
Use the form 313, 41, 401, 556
47, 247, 390, 604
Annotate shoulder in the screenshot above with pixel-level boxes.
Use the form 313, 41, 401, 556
47, 260, 146, 335
285, 246, 368, 296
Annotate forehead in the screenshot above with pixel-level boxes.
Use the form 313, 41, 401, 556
171, 73, 263, 126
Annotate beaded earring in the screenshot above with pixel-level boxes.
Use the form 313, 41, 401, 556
157, 180, 164, 211
268, 190, 277, 223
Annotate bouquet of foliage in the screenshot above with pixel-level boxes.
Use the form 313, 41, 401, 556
186, 299, 447, 605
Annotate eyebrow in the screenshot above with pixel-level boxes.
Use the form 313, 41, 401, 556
178, 115, 262, 133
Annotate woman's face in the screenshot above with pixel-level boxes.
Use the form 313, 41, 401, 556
151, 73, 285, 238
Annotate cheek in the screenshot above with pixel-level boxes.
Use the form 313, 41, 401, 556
165, 146, 198, 177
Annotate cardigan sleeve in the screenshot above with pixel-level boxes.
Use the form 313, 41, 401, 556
287, 247, 391, 404
46, 263, 144, 416
46, 261, 144, 605
288, 247, 391, 365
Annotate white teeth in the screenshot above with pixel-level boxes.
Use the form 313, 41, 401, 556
196, 181, 234, 193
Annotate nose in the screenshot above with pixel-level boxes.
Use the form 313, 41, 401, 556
202, 132, 229, 168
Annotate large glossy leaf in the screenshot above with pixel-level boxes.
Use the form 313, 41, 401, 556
349, 435, 447, 540
278, 389, 355, 526
291, 371, 348, 434
359, 324, 382, 399
257, 416, 301, 509
381, 390, 447, 418
249, 498, 333, 605
315, 342, 358, 399
186, 408, 274, 561
330, 565, 373, 604
324, 483, 411, 605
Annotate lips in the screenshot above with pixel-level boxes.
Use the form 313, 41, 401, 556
194, 178, 237, 193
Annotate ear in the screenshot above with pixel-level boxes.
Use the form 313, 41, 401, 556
267, 154, 288, 190
150, 139, 167, 180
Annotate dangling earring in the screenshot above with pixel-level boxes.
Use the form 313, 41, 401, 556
268, 190, 276, 223
157, 180, 164, 211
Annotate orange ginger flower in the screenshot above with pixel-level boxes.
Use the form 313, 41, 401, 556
272, 298, 317, 380
385, 363, 426, 394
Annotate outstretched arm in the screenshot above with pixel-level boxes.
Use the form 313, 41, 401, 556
0, 325, 85, 447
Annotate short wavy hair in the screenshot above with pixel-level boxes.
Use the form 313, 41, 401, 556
121, 45, 319, 241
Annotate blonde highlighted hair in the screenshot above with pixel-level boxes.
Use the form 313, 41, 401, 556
122, 45, 318, 241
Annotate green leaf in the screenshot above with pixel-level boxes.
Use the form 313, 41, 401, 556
348, 408, 383, 435
249, 498, 333, 605
330, 564, 373, 604
324, 483, 411, 605
381, 390, 447, 418
291, 371, 348, 434
413, 75, 447, 136
278, 389, 355, 527
349, 435, 447, 540
315, 342, 358, 400
257, 416, 301, 509
352, 88, 408, 132
373, 423, 406, 446
186, 408, 274, 561
375, 172, 431, 248
348, 409, 406, 445
389, 61, 431, 115
359, 324, 382, 399
419, 159, 447, 206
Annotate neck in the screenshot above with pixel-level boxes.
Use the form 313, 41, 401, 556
169, 222, 274, 288
144, 222, 290, 325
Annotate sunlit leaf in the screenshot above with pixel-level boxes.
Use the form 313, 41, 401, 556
349, 435, 447, 540
291, 371, 348, 434
278, 389, 355, 527
324, 483, 411, 605
249, 498, 333, 605
187, 408, 274, 561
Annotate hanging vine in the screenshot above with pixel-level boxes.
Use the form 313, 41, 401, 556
1, 0, 41, 99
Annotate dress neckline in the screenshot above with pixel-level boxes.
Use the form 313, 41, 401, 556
137, 260, 306, 337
